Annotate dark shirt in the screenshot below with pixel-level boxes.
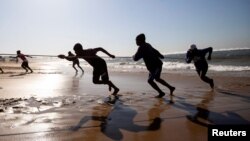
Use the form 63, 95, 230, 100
17, 53, 27, 62
75, 48, 106, 68
186, 47, 213, 69
133, 43, 164, 71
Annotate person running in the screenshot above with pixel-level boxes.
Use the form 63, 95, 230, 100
186, 44, 214, 89
133, 33, 175, 98
73, 43, 119, 95
16, 50, 33, 73
58, 51, 84, 73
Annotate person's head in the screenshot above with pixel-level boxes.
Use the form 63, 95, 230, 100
189, 44, 198, 53
136, 33, 146, 46
68, 51, 73, 56
17, 50, 21, 54
73, 43, 83, 54
190, 44, 197, 50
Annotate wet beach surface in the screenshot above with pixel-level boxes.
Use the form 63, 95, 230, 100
0, 68, 249, 141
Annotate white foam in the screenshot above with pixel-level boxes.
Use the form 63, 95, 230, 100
107, 61, 250, 72
162, 62, 195, 70
209, 65, 250, 72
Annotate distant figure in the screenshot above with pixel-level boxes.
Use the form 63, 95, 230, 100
0, 67, 3, 73
58, 51, 84, 73
73, 43, 119, 95
133, 33, 175, 98
186, 44, 214, 89
16, 50, 33, 73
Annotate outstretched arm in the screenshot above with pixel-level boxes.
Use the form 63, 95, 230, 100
204, 47, 213, 60
95, 47, 115, 58
65, 56, 77, 61
25, 55, 32, 58
58, 54, 77, 61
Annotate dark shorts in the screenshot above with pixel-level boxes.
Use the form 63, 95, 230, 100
73, 59, 80, 65
21, 61, 29, 68
195, 63, 208, 77
148, 66, 162, 81
93, 64, 109, 82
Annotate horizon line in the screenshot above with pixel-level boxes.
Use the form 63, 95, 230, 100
0, 47, 249, 58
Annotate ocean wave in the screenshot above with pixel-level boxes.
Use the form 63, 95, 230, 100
162, 62, 250, 72
213, 47, 250, 52
209, 65, 250, 72
106, 61, 250, 72
1, 48, 249, 73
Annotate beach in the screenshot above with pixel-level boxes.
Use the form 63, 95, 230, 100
1, 0, 250, 140
0, 60, 249, 141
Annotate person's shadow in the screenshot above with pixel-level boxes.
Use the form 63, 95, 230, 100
9, 72, 28, 77
70, 99, 164, 140
174, 91, 250, 126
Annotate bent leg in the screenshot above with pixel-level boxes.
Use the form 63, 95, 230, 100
155, 78, 175, 95
198, 68, 214, 88
26, 63, 33, 73
148, 78, 164, 97
149, 67, 174, 96
92, 73, 104, 84
200, 72, 211, 83
92, 74, 119, 95
101, 72, 119, 95
72, 63, 78, 73
77, 64, 84, 73
148, 68, 165, 97
107, 81, 119, 95
21, 62, 28, 72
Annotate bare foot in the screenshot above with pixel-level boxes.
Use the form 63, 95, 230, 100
170, 87, 175, 96
112, 88, 119, 95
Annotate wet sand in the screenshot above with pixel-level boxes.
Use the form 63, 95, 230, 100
0, 68, 250, 141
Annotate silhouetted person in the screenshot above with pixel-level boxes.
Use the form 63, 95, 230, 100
58, 51, 84, 73
0, 67, 3, 73
133, 33, 175, 98
16, 50, 33, 73
186, 44, 214, 89
73, 43, 119, 95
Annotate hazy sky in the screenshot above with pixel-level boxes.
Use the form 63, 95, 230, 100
0, 0, 249, 56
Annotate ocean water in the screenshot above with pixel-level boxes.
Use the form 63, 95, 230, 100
1, 48, 250, 74
105, 48, 250, 72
